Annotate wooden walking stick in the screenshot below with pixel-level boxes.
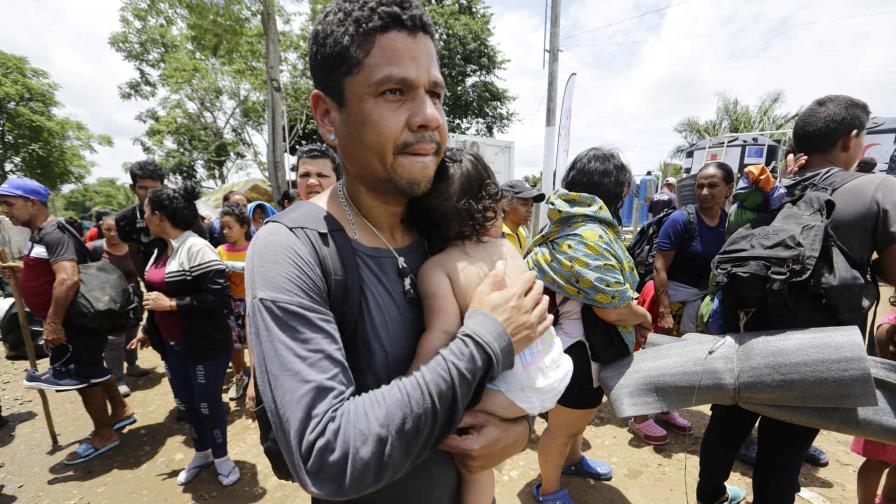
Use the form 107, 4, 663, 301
0, 238, 59, 446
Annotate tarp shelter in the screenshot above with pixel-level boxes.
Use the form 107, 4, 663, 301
201, 178, 273, 218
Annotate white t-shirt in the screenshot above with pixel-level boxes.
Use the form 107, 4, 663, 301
554, 294, 600, 387
555, 294, 585, 349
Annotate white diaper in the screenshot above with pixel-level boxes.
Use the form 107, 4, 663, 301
486, 326, 573, 415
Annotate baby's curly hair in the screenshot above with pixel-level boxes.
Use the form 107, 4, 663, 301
408, 149, 504, 254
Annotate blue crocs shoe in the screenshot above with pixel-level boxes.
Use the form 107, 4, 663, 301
531, 482, 575, 504
722, 484, 747, 504
561, 455, 612, 481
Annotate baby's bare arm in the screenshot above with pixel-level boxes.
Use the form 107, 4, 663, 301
409, 259, 464, 371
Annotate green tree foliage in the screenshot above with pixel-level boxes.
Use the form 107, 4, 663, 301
671, 90, 797, 159
522, 173, 542, 189
53, 178, 137, 218
109, 0, 312, 188
0, 51, 112, 190
657, 161, 683, 182
422, 0, 516, 136
111, 0, 516, 188
311, 0, 515, 136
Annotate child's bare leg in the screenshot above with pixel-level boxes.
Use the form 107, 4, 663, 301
881, 464, 896, 503
858, 459, 889, 504
456, 389, 526, 504
460, 467, 495, 504
474, 388, 526, 420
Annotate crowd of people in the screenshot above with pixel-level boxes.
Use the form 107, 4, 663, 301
0, 143, 342, 484
2, 1, 896, 503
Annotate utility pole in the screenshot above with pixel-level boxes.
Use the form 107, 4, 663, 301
535, 0, 561, 230
261, 0, 287, 200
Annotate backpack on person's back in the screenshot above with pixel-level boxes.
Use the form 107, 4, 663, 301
252, 202, 362, 482
627, 205, 696, 292
711, 167, 879, 333
55, 221, 141, 335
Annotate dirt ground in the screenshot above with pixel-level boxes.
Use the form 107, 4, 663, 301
0, 347, 868, 504
6, 283, 893, 504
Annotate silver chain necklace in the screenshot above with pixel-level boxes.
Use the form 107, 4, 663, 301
337, 180, 416, 300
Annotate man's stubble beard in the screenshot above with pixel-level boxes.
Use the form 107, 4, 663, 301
384, 174, 435, 199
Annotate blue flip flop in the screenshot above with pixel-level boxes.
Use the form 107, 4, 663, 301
112, 415, 137, 432
62, 439, 120, 465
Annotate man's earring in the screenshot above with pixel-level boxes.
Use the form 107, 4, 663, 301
328, 133, 336, 142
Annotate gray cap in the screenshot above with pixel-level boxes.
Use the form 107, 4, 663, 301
500, 179, 545, 203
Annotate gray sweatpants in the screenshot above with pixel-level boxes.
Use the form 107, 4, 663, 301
103, 326, 140, 382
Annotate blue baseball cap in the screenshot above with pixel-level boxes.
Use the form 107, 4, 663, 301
0, 178, 51, 204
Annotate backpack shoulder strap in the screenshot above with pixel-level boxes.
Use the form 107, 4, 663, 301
786, 167, 865, 199
267, 202, 365, 390
683, 205, 698, 240
55, 220, 95, 264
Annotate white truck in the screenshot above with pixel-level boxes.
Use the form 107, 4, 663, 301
447, 134, 515, 184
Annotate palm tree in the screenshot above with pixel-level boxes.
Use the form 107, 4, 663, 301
670, 90, 798, 159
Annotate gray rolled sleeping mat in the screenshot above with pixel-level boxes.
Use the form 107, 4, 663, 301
599, 327, 896, 443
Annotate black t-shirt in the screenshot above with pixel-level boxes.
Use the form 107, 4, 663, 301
648, 190, 677, 217
115, 203, 164, 276
115, 202, 209, 276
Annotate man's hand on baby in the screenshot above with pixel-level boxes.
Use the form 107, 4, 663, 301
438, 410, 529, 473
468, 261, 552, 355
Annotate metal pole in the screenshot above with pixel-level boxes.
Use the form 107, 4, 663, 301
261, 0, 287, 201
535, 0, 561, 231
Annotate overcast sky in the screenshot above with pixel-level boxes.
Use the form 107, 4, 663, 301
2, 0, 895, 184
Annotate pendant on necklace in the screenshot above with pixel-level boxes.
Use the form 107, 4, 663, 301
397, 256, 416, 301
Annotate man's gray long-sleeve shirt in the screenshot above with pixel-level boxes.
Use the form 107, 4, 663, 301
246, 219, 514, 502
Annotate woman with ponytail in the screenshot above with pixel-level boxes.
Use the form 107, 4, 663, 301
128, 185, 239, 487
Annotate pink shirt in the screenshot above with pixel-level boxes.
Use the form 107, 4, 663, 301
144, 253, 184, 342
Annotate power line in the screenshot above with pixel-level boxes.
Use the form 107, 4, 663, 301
561, 0, 696, 41
563, 8, 896, 49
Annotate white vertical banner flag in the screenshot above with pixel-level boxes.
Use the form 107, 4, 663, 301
554, 73, 577, 188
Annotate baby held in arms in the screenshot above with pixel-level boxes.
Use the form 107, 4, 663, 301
408, 149, 573, 504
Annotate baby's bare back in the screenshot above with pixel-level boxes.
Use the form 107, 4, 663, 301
432, 237, 530, 314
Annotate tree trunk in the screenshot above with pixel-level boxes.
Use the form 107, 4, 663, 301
261, 0, 287, 200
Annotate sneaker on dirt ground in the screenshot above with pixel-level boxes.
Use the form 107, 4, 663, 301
804, 445, 829, 467
227, 373, 249, 401
23, 366, 89, 391
118, 384, 132, 398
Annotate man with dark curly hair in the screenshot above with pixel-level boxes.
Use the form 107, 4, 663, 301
246, 1, 551, 502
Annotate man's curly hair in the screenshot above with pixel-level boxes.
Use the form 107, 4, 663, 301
309, 0, 437, 106
408, 149, 504, 254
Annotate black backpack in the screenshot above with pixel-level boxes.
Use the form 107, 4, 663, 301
56, 222, 141, 335
253, 202, 362, 483
711, 167, 879, 333
627, 205, 696, 291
